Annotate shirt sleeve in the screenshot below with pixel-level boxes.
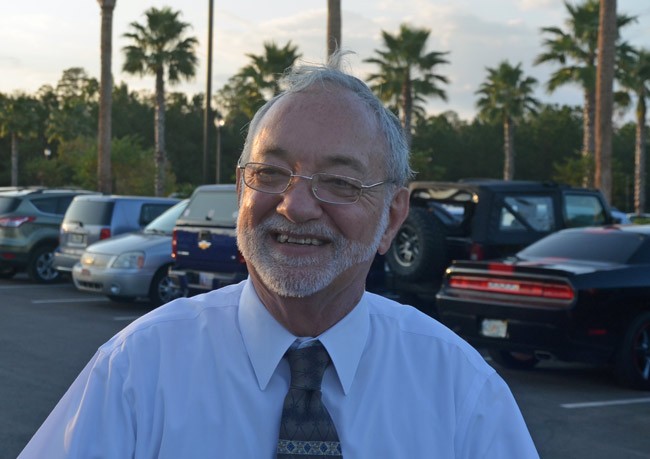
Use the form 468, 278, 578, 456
18, 348, 136, 459
456, 371, 540, 459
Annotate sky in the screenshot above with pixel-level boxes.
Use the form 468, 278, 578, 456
1, 0, 650, 122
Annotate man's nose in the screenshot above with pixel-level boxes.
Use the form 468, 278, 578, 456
275, 176, 323, 222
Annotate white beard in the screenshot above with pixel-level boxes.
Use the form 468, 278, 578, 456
237, 208, 389, 298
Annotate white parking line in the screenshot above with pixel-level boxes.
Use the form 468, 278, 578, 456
561, 397, 650, 409
32, 298, 107, 304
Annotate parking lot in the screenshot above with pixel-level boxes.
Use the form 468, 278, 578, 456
2, 274, 650, 459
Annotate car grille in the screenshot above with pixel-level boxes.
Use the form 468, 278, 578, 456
76, 280, 103, 291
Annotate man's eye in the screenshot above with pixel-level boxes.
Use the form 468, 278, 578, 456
319, 175, 359, 190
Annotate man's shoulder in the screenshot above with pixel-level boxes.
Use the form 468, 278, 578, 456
101, 282, 245, 353
363, 291, 488, 369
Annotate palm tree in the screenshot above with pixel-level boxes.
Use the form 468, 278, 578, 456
594, 0, 617, 201
475, 61, 540, 180
327, 0, 341, 59
241, 41, 302, 99
0, 93, 39, 186
122, 7, 198, 196
620, 49, 650, 214
97, 0, 117, 194
534, 0, 634, 185
364, 24, 449, 146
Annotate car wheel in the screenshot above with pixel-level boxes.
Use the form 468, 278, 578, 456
488, 349, 540, 370
27, 245, 60, 283
386, 207, 448, 281
149, 265, 182, 307
614, 311, 650, 391
0, 267, 17, 279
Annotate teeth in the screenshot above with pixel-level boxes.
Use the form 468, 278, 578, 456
276, 234, 324, 246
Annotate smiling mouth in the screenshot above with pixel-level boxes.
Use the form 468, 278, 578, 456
275, 233, 326, 246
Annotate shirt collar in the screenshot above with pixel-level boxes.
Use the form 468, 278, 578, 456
238, 279, 369, 395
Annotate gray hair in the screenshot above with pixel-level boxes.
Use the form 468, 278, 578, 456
239, 52, 414, 187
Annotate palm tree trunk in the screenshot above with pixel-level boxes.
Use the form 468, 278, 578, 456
401, 71, 413, 147
97, 0, 116, 194
634, 94, 647, 214
10, 133, 18, 186
582, 88, 596, 187
154, 71, 167, 197
326, 0, 341, 60
503, 117, 515, 180
594, 0, 617, 202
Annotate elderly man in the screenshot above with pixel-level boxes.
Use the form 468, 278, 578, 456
19, 54, 539, 458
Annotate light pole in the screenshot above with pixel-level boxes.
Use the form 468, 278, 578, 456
214, 115, 225, 184
202, 0, 214, 184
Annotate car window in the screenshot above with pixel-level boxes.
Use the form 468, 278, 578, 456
30, 197, 60, 214
55, 196, 76, 214
564, 194, 607, 227
499, 195, 555, 232
181, 190, 239, 225
65, 201, 114, 225
0, 197, 20, 214
139, 204, 175, 226
144, 201, 189, 234
519, 230, 643, 263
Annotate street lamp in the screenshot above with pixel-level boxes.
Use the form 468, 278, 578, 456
214, 115, 225, 184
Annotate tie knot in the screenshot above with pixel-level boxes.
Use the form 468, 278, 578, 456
286, 342, 331, 391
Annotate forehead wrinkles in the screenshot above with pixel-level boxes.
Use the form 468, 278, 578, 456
253, 88, 386, 170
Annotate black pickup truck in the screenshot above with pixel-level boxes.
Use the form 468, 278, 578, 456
379, 179, 615, 315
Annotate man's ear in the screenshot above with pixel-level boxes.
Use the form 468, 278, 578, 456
377, 187, 409, 255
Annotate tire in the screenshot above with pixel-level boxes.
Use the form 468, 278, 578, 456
27, 245, 60, 283
614, 311, 650, 391
0, 267, 17, 279
488, 349, 540, 370
148, 265, 182, 307
386, 207, 448, 281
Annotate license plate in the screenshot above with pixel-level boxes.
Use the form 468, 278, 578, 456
480, 319, 508, 338
70, 233, 85, 244
199, 272, 213, 288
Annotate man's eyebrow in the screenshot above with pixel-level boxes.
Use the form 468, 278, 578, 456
256, 147, 366, 174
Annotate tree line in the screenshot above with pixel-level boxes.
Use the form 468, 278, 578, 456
0, 0, 648, 213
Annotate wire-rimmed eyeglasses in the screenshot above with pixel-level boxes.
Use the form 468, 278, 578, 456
238, 162, 391, 205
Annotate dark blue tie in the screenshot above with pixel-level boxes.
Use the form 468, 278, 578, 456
276, 341, 342, 457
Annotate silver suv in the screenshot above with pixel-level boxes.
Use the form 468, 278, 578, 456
0, 187, 97, 282
53, 195, 179, 275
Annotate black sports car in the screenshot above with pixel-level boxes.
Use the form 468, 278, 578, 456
436, 225, 650, 390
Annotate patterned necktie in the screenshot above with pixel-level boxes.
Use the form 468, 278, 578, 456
277, 341, 343, 458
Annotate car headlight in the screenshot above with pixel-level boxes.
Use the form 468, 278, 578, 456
111, 251, 145, 269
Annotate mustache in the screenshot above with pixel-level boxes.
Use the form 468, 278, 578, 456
256, 215, 337, 240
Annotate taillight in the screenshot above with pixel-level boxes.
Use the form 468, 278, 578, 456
0, 216, 35, 227
171, 230, 178, 259
99, 228, 111, 240
469, 243, 484, 261
449, 275, 574, 301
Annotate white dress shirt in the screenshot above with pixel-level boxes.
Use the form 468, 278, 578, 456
19, 279, 539, 458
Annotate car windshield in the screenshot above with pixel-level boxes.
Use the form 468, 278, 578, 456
518, 229, 645, 264
144, 200, 189, 234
